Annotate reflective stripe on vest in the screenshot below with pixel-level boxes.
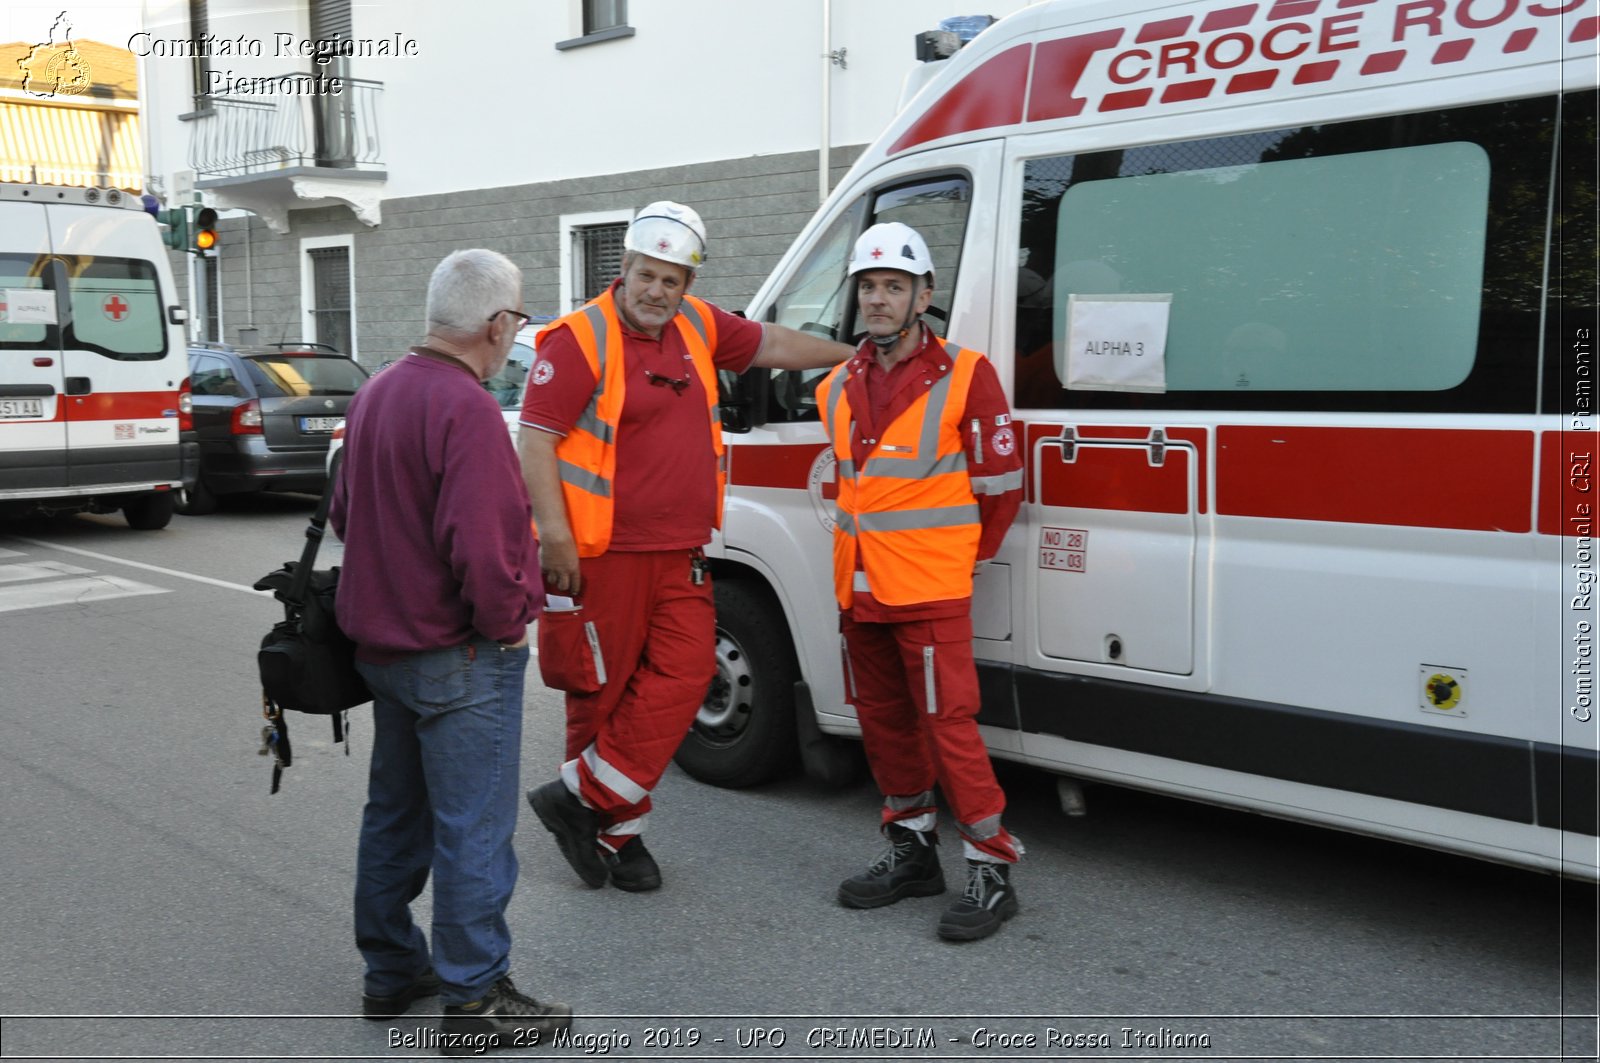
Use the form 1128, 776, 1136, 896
536, 289, 723, 557
820, 339, 984, 609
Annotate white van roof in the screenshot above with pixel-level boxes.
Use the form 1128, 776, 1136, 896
881, 0, 1596, 162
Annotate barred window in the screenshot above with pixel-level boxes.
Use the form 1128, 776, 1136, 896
573, 223, 625, 309
307, 246, 351, 355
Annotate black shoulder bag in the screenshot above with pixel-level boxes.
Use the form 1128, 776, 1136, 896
253, 470, 371, 793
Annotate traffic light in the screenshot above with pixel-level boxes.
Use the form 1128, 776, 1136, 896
157, 207, 188, 251
193, 207, 218, 253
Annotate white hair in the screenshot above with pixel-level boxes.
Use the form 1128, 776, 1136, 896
425, 249, 522, 336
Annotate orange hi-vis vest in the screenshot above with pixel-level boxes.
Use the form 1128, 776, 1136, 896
535, 288, 723, 558
818, 338, 983, 610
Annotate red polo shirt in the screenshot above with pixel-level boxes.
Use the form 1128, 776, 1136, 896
519, 281, 764, 550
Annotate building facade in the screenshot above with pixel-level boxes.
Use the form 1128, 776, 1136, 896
137, 0, 1037, 361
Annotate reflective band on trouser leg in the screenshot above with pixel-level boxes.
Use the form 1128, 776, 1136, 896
885, 790, 937, 834
598, 816, 647, 853
572, 741, 650, 819
840, 635, 858, 702
923, 645, 937, 714
960, 814, 1023, 864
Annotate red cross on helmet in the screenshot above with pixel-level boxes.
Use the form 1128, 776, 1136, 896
624, 201, 708, 272
847, 221, 934, 281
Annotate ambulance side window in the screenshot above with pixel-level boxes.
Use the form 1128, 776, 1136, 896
764, 198, 868, 422
62, 257, 167, 362
861, 176, 971, 341
763, 173, 972, 423
1013, 96, 1558, 414
0, 254, 55, 351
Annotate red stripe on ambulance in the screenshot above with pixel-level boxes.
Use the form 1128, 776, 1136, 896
1217, 426, 1534, 532
53, 391, 180, 423
727, 442, 828, 489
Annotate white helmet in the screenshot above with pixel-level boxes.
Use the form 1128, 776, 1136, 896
624, 201, 707, 272
847, 222, 934, 281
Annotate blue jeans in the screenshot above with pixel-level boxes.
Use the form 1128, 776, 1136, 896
353, 639, 529, 1004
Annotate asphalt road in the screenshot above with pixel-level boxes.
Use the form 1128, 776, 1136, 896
0, 497, 1595, 1063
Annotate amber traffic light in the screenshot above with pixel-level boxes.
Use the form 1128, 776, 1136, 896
193, 207, 218, 253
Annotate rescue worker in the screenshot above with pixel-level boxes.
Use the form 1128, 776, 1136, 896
519, 201, 853, 892
817, 222, 1025, 942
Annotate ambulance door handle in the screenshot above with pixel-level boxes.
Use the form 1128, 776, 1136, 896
64, 377, 91, 396
1054, 426, 1077, 463
1147, 428, 1166, 468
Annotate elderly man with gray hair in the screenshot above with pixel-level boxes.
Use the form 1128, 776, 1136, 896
331, 249, 571, 1051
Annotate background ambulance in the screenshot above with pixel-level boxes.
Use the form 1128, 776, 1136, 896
680, 0, 1599, 879
0, 184, 192, 529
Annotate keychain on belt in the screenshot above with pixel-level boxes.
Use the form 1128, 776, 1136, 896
690, 547, 708, 586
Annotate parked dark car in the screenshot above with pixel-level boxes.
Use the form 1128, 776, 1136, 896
178, 342, 368, 514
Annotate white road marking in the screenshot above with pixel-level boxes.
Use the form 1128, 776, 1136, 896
0, 561, 94, 584
2, 536, 269, 596
0, 574, 168, 613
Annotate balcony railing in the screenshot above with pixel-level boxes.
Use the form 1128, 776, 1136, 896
188, 74, 383, 178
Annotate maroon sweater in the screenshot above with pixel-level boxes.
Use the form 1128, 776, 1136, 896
330, 350, 539, 661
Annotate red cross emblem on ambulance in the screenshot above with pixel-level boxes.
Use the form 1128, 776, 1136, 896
102, 295, 129, 321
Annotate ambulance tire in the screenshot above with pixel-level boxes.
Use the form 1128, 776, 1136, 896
122, 491, 174, 531
675, 578, 799, 789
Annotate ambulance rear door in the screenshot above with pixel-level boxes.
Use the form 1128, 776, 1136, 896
0, 202, 67, 494
49, 202, 182, 488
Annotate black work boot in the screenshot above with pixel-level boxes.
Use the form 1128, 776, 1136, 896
837, 823, 945, 909
937, 859, 1019, 941
527, 780, 607, 888
438, 976, 571, 1056
605, 836, 662, 893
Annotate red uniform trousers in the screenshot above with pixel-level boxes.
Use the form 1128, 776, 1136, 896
560, 549, 714, 851
840, 612, 1020, 863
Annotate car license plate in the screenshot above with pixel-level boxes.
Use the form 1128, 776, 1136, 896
300, 416, 341, 432
0, 398, 44, 420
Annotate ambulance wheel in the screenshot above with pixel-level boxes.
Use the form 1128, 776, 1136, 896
675, 578, 799, 789
122, 492, 174, 530
174, 478, 218, 516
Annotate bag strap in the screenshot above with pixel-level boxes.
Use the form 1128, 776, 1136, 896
286, 452, 342, 604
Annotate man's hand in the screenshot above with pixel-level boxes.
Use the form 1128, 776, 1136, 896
519, 426, 582, 595
540, 534, 582, 596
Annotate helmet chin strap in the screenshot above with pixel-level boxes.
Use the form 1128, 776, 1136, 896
868, 280, 923, 352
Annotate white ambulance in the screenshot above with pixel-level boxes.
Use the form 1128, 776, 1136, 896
0, 184, 193, 529
678, 0, 1599, 879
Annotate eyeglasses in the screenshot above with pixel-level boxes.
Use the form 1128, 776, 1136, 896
644, 369, 689, 395
488, 309, 532, 327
